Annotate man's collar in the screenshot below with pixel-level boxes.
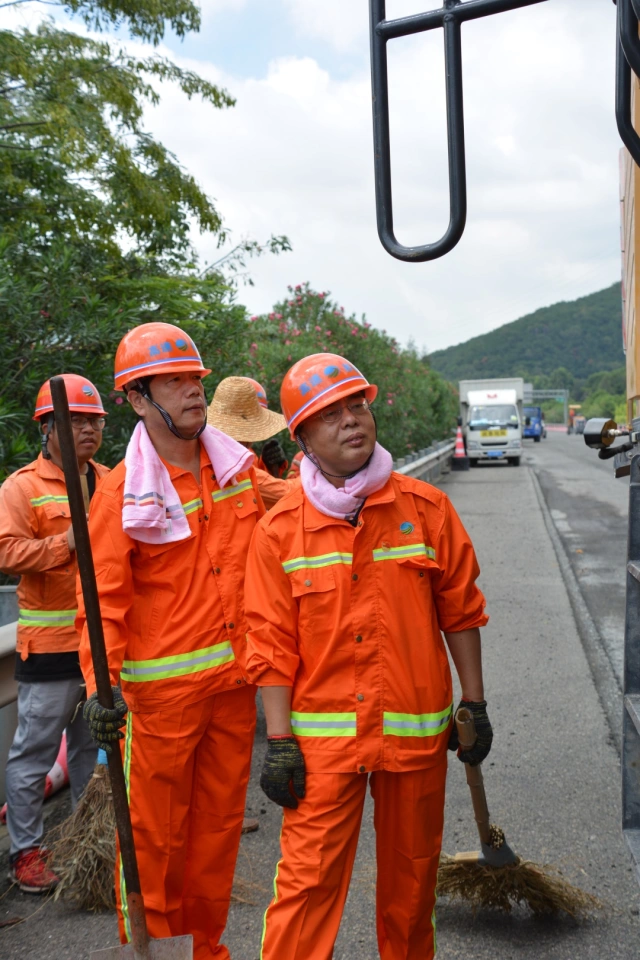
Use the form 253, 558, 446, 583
302, 475, 396, 531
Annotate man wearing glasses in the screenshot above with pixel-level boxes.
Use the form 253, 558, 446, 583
0, 374, 109, 893
245, 353, 491, 960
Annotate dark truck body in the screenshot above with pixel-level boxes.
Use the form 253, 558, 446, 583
523, 405, 543, 441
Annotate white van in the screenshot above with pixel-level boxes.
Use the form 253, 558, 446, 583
459, 379, 524, 467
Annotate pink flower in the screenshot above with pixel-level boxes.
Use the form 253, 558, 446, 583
387, 399, 393, 405
250, 315, 258, 321
249, 342, 258, 354
269, 313, 275, 320
115, 397, 124, 405
284, 340, 291, 346
276, 313, 282, 319
318, 293, 325, 299
351, 329, 358, 336
295, 284, 302, 291
287, 355, 292, 361
315, 325, 322, 332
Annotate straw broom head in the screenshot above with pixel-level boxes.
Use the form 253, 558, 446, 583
48, 761, 116, 912
437, 853, 605, 917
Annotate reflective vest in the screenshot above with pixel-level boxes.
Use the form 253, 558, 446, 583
244, 473, 488, 773
77, 447, 265, 712
0, 455, 109, 658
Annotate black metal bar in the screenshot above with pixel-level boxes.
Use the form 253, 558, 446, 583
623, 457, 640, 862
377, 0, 547, 41
369, 0, 547, 263
617, 0, 640, 167
620, 0, 640, 82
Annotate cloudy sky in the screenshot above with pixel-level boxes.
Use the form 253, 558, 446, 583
5, 0, 622, 353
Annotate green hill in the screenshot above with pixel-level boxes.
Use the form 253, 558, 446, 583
428, 283, 624, 382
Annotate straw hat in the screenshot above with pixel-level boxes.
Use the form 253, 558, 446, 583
207, 376, 287, 442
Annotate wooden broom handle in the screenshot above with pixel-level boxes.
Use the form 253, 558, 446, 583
455, 707, 491, 846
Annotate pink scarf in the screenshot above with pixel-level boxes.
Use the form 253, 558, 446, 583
300, 442, 393, 520
123, 422, 253, 543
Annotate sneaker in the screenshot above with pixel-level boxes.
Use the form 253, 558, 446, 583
9, 849, 59, 894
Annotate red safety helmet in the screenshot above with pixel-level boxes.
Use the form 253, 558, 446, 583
114, 322, 211, 391
280, 353, 377, 438
33, 374, 107, 421
244, 377, 268, 409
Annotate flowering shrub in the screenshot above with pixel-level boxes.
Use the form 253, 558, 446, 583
238, 283, 457, 458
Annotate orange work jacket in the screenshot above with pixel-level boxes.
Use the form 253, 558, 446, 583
254, 464, 299, 511
0, 455, 109, 659
77, 445, 265, 713
244, 472, 488, 774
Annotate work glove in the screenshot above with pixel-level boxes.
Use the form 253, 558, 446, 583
260, 439, 289, 478
83, 686, 128, 754
447, 699, 493, 767
260, 735, 306, 809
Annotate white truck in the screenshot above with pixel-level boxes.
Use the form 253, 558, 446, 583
459, 378, 525, 467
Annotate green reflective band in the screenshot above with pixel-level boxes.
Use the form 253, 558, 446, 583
182, 497, 203, 516
121, 640, 235, 683
290, 711, 357, 736
383, 705, 452, 737
283, 553, 353, 574
373, 543, 436, 562
212, 479, 253, 502
18, 608, 77, 628
29, 495, 68, 507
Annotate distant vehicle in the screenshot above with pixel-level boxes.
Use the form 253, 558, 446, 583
541, 417, 547, 439
523, 405, 544, 443
574, 415, 586, 435
459, 378, 524, 467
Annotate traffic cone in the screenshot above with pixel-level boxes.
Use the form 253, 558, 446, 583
451, 424, 469, 471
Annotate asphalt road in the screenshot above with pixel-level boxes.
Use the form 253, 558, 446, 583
1, 436, 638, 959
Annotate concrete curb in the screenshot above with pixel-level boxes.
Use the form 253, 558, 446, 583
530, 467, 623, 754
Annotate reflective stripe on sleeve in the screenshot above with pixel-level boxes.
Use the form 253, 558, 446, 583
383, 704, 452, 737
121, 641, 235, 683
29, 495, 68, 507
290, 711, 357, 736
282, 553, 353, 574
212, 479, 253, 502
372, 543, 436, 562
18, 608, 77, 628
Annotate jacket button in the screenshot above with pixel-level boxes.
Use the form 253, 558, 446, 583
355, 635, 362, 643
236, 501, 243, 508
359, 765, 366, 773
419, 571, 425, 577
253, 498, 257, 503
358, 520, 363, 527
236, 679, 242, 684
214, 567, 221, 574
352, 573, 358, 581
357, 694, 364, 702
228, 622, 235, 630
204, 515, 209, 521
304, 579, 312, 587
381, 541, 390, 550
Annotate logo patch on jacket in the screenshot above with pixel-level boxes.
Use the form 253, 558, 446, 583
399, 522, 414, 535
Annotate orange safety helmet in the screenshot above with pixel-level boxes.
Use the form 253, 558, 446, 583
33, 374, 107, 421
280, 353, 377, 438
244, 377, 268, 409
114, 321, 211, 391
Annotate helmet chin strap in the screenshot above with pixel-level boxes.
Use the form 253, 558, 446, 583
129, 379, 207, 441
40, 414, 54, 460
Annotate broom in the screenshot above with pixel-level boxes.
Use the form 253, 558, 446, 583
436, 707, 604, 917
49, 749, 116, 912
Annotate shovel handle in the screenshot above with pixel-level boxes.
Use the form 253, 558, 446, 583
455, 707, 491, 846
51, 379, 150, 959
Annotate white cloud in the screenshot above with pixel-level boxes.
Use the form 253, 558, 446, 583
281, 0, 366, 53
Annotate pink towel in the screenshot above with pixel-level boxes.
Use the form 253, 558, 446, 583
123, 422, 254, 543
300, 442, 393, 520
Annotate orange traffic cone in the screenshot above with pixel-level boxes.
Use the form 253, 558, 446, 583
451, 424, 469, 471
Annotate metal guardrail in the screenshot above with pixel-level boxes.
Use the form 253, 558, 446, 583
393, 439, 456, 481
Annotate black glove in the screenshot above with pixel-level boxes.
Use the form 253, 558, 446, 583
83, 687, 128, 754
448, 699, 493, 767
260, 736, 306, 808
260, 439, 288, 477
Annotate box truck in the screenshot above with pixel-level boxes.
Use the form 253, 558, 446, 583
459, 378, 524, 466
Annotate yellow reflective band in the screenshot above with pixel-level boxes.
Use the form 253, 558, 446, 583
120, 641, 235, 683
29, 495, 68, 507
212, 479, 253, 502
18, 608, 77, 628
373, 542, 436, 562
383, 705, 452, 737
290, 711, 357, 736
120, 713, 133, 943
182, 497, 203, 516
282, 553, 353, 574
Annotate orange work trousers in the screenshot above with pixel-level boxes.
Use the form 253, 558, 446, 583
261, 758, 447, 960
115, 685, 256, 960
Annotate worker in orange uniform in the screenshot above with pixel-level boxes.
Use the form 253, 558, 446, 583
207, 376, 298, 510
244, 353, 492, 960
77, 322, 263, 960
0, 375, 109, 893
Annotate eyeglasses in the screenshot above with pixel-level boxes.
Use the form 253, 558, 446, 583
70, 415, 106, 431
315, 398, 371, 425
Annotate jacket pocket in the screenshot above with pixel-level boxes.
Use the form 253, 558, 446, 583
288, 566, 336, 598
